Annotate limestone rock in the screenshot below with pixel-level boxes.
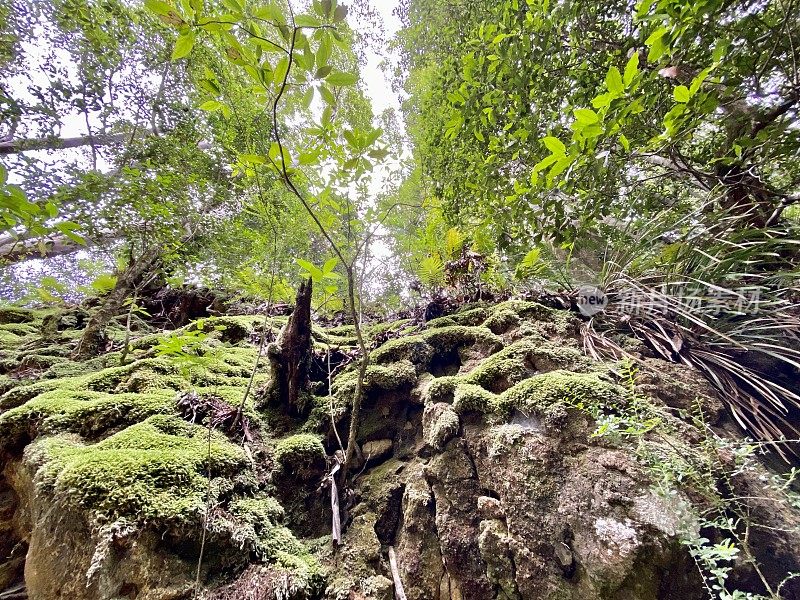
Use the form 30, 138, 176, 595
422, 402, 460, 450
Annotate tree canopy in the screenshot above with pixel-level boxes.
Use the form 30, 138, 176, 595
1, 0, 799, 447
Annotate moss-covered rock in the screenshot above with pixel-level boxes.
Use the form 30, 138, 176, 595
273, 434, 326, 474
26, 415, 246, 526
0, 306, 38, 325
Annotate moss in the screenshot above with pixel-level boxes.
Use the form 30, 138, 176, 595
449, 306, 490, 326
273, 434, 325, 470
453, 383, 501, 414
28, 415, 246, 525
371, 325, 502, 370
483, 307, 521, 334
0, 330, 26, 351
332, 360, 417, 400
498, 370, 620, 416
462, 339, 588, 393
0, 322, 37, 336
425, 316, 457, 328
426, 375, 459, 404
231, 495, 286, 525
0, 388, 176, 451
228, 493, 323, 584
371, 336, 433, 365
422, 325, 503, 355
0, 306, 37, 325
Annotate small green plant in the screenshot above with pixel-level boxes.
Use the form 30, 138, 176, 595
154, 319, 225, 383
580, 359, 799, 599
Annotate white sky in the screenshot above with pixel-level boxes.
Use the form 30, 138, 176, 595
358, 1, 404, 117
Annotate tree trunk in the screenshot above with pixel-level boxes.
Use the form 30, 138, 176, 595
265, 278, 314, 416
73, 246, 162, 358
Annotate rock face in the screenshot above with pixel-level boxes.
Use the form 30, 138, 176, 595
0, 301, 799, 600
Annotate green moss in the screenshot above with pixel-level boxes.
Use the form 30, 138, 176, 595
0, 330, 25, 351
448, 306, 490, 326
231, 495, 286, 524
498, 370, 620, 416
426, 375, 459, 404
483, 307, 521, 334
453, 383, 500, 414
0, 322, 37, 336
371, 325, 502, 369
422, 325, 503, 354
0, 388, 176, 451
462, 339, 588, 393
332, 360, 417, 400
371, 336, 433, 365
273, 434, 325, 470
29, 415, 246, 525
425, 316, 457, 328
0, 306, 38, 325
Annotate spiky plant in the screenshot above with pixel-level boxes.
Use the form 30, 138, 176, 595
527, 204, 800, 459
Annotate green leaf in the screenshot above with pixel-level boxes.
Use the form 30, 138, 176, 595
297, 258, 324, 280
689, 67, 712, 95
541, 136, 566, 155
673, 85, 690, 103
55, 222, 85, 245
144, 0, 176, 16
623, 53, 639, 86
644, 26, 667, 46
302, 86, 314, 108
319, 85, 336, 105
619, 133, 630, 152
605, 66, 624, 94
91, 273, 118, 294
547, 155, 573, 182
573, 108, 599, 125
326, 70, 358, 86
199, 100, 222, 111
316, 34, 331, 68
315, 65, 332, 79
274, 56, 289, 86
172, 31, 196, 60
295, 14, 322, 27
322, 257, 339, 274
591, 92, 614, 109
239, 154, 266, 164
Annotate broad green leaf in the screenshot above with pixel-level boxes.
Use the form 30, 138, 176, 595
326, 70, 357, 86
199, 100, 222, 111
172, 31, 195, 60
302, 86, 314, 108
673, 85, 690, 103
144, 0, 175, 16
573, 108, 599, 125
542, 136, 566, 155
605, 66, 624, 94
547, 155, 573, 183
274, 56, 289, 86
295, 14, 322, 27
689, 67, 712, 95
239, 154, 266, 164
316, 34, 332, 68
592, 92, 614, 109
623, 53, 639, 86
319, 85, 336, 105
619, 133, 630, 152
322, 257, 339, 274
297, 258, 324, 280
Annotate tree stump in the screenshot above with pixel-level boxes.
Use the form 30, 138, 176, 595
265, 278, 314, 416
